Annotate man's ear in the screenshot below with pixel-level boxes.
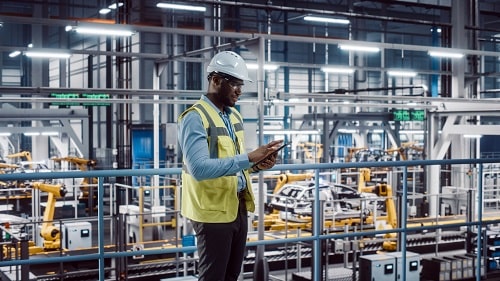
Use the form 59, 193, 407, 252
212, 76, 222, 86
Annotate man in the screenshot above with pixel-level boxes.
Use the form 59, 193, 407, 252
177, 51, 283, 281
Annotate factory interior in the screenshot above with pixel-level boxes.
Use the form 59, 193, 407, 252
1, 0, 500, 280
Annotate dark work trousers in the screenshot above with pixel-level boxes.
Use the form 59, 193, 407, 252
192, 196, 248, 281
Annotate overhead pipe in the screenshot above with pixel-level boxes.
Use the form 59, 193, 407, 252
185, 0, 454, 28
1, 15, 500, 59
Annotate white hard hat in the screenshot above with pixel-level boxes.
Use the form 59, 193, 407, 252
207, 51, 252, 82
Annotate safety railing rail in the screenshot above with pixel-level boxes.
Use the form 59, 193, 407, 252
1, 157, 500, 281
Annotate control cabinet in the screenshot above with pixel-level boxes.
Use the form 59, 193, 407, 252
360, 251, 420, 281
63, 221, 92, 250
359, 254, 396, 281
386, 251, 420, 281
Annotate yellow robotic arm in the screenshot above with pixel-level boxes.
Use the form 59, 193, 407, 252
52, 156, 96, 171
0, 163, 20, 169
31, 182, 67, 250
6, 151, 33, 169
273, 173, 314, 194
51, 156, 97, 197
0, 163, 19, 187
6, 151, 32, 161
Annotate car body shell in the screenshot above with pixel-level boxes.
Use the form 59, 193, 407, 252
270, 181, 381, 222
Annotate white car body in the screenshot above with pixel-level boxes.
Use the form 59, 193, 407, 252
270, 181, 381, 222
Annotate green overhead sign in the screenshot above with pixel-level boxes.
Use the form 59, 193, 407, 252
392, 109, 425, 121
50, 93, 110, 107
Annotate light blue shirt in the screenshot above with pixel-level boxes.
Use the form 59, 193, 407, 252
178, 95, 250, 191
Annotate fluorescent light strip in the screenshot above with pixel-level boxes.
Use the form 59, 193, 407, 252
23, 132, 40, 136
41, 132, 59, 136
321, 67, 355, 74
339, 44, 380, 53
25, 51, 71, 59
71, 26, 134, 36
464, 134, 482, 138
99, 8, 111, 14
156, 3, 206, 12
387, 70, 417, 77
428, 51, 464, 58
108, 2, 123, 9
399, 130, 425, 134
304, 16, 350, 25
0, 133, 12, 136
246, 63, 279, 71
9, 51, 21, 58
338, 129, 358, 133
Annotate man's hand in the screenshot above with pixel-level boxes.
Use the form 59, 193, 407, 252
248, 140, 284, 171
253, 152, 277, 171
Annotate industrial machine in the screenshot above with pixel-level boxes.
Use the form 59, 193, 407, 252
385, 142, 424, 161
6, 151, 32, 163
296, 142, 323, 163
51, 156, 98, 194
345, 147, 368, 163
6, 151, 52, 187
0, 163, 18, 187
31, 182, 67, 251
356, 168, 398, 250
51, 156, 99, 216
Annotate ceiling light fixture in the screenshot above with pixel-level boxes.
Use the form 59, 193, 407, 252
41, 132, 59, 136
99, 8, 111, 14
9, 51, 21, 58
23, 132, 40, 136
303, 16, 350, 25
339, 44, 380, 53
463, 134, 482, 138
387, 70, 417, 77
321, 66, 355, 74
399, 130, 425, 134
25, 51, 71, 59
246, 63, 279, 71
428, 51, 464, 58
156, 2, 206, 12
108, 2, 124, 9
66, 25, 134, 37
0, 132, 12, 137
338, 129, 358, 133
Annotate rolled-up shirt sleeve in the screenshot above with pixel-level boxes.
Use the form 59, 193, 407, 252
178, 110, 250, 181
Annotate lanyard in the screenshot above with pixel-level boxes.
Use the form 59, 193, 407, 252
220, 111, 246, 191
220, 112, 240, 154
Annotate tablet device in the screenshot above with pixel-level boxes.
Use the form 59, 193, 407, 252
252, 142, 289, 168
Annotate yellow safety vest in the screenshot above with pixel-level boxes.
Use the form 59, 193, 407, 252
178, 100, 255, 223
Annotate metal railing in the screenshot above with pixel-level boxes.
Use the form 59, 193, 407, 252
1, 158, 500, 281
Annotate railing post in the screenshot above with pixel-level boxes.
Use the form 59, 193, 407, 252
20, 237, 29, 281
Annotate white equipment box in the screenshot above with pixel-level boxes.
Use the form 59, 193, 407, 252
360, 254, 396, 281
63, 221, 92, 250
